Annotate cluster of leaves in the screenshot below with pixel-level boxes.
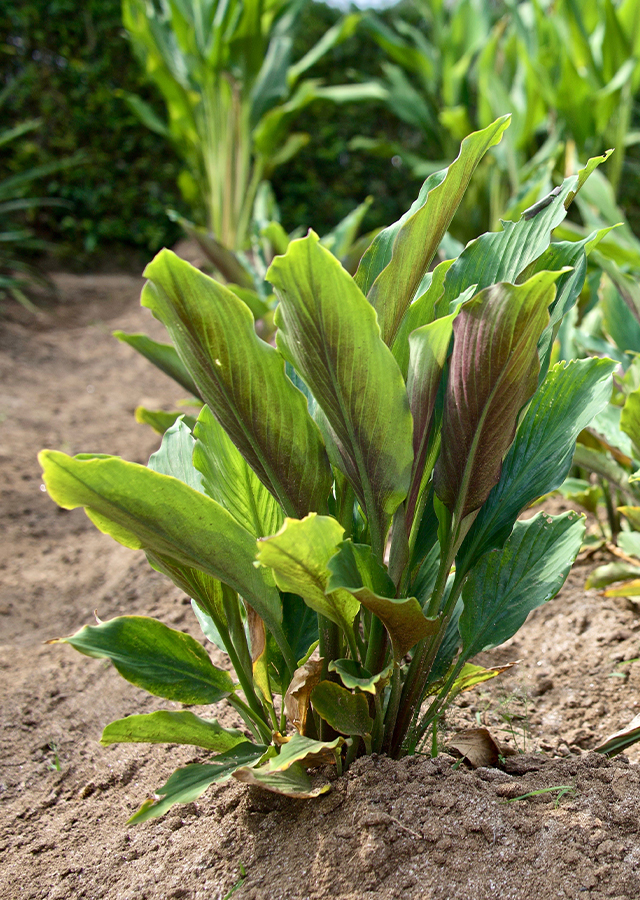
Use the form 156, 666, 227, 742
122, 0, 385, 251
362, 0, 640, 241
0, 0, 185, 263
40, 119, 617, 820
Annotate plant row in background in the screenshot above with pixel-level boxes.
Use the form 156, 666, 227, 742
41, 120, 621, 819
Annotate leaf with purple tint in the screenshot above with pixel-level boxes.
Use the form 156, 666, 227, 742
433, 271, 561, 520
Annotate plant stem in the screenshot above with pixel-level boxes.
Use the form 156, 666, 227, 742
228, 695, 272, 744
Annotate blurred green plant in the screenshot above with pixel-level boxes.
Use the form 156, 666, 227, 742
122, 0, 385, 250
0, 87, 76, 308
362, 0, 640, 239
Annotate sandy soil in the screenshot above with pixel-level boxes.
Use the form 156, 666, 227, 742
2, 274, 640, 900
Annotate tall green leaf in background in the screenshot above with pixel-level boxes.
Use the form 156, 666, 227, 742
122, 0, 385, 249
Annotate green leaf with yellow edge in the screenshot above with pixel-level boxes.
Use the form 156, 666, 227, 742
603, 579, 640, 598
142, 249, 331, 518
312, 680, 374, 739
585, 562, 640, 590
434, 272, 560, 519
328, 659, 393, 694
356, 115, 510, 347
256, 514, 359, 636
101, 711, 245, 751
38, 451, 292, 667
449, 662, 517, 698
193, 405, 284, 538
128, 742, 267, 824
268, 232, 413, 555
619, 506, 640, 530
326, 541, 437, 660
265, 733, 345, 771
52, 616, 234, 704
232, 762, 331, 798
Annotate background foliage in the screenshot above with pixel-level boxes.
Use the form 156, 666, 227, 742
0, 0, 185, 267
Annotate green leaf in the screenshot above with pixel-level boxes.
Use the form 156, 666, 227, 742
326, 541, 437, 659
268, 232, 413, 553
114, 331, 201, 398
135, 407, 197, 435
621, 386, 640, 456
55, 616, 234, 704
256, 515, 359, 635
38, 452, 285, 644
128, 742, 267, 824
457, 358, 617, 572
328, 658, 393, 694
434, 272, 559, 519
459, 512, 585, 659
101, 711, 244, 751
142, 249, 331, 518
356, 115, 510, 346
262, 733, 344, 771
391, 258, 455, 378
193, 405, 284, 537
232, 761, 331, 797
148, 418, 204, 492
406, 313, 456, 523
312, 680, 373, 738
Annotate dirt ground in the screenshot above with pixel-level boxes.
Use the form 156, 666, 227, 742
2, 273, 640, 900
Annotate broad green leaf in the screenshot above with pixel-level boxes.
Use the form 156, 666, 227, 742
129, 742, 267, 823
281, 591, 318, 667
603, 579, 640, 597
621, 386, 640, 456
193, 405, 284, 537
54, 616, 234, 704
328, 659, 393, 694
101, 711, 244, 751
439, 166, 606, 311
457, 358, 617, 572
142, 249, 331, 518
268, 232, 413, 551
326, 541, 437, 659
148, 418, 203, 492
232, 761, 331, 797
38, 452, 286, 646
391, 258, 455, 378
264, 733, 344, 771
256, 515, 359, 635
434, 273, 558, 519
114, 330, 201, 398
357, 116, 510, 346
406, 313, 456, 524
311, 680, 374, 738
459, 512, 585, 659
